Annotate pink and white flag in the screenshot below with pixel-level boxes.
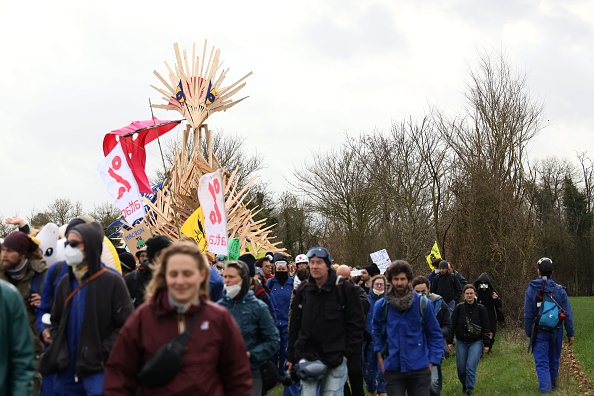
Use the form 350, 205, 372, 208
197, 169, 228, 256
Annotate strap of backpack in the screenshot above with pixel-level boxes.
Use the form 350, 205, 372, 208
64, 268, 108, 307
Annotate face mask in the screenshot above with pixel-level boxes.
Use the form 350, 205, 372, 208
224, 284, 241, 299
275, 271, 289, 283
372, 289, 384, 296
64, 245, 84, 266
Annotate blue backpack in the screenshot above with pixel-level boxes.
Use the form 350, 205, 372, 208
536, 280, 565, 331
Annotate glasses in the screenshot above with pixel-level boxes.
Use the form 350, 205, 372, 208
374, 283, 385, 288
64, 240, 83, 248
306, 247, 330, 260
479, 283, 489, 289
275, 260, 288, 266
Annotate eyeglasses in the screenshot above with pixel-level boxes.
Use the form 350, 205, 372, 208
479, 283, 489, 289
64, 240, 83, 248
306, 247, 330, 260
374, 283, 385, 288
275, 260, 288, 266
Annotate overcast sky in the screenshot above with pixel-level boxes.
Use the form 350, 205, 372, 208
1, 0, 593, 220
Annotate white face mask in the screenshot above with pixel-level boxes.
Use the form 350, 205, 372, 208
64, 245, 84, 266
224, 284, 241, 299
372, 288, 384, 296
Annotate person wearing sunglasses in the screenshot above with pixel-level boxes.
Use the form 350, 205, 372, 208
48, 221, 133, 395
473, 272, 502, 353
287, 247, 364, 395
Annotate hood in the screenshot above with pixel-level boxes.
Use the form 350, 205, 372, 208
235, 260, 251, 301
474, 272, 492, 286
529, 277, 559, 293
68, 222, 104, 274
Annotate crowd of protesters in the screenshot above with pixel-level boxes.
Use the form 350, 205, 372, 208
0, 216, 575, 395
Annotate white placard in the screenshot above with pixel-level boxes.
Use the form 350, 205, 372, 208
98, 142, 146, 224
370, 248, 392, 269
197, 169, 229, 256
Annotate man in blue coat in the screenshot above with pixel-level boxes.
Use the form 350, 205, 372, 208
372, 261, 443, 395
524, 257, 574, 394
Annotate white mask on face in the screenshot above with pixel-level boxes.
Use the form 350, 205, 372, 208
64, 245, 84, 266
224, 284, 241, 299
372, 289, 384, 296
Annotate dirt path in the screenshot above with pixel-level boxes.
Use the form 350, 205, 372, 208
561, 344, 594, 395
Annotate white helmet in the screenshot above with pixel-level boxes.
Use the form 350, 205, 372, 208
295, 254, 309, 264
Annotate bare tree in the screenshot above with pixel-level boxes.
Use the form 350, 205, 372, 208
292, 141, 381, 265
90, 202, 122, 238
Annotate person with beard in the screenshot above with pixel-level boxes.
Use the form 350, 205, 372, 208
0, 231, 47, 395
292, 254, 309, 290
287, 247, 364, 396
473, 272, 502, 353
267, 253, 294, 383
125, 235, 172, 308
49, 222, 133, 395
363, 274, 388, 396
219, 260, 280, 396
372, 261, 443, 396
360, 264, 380, 294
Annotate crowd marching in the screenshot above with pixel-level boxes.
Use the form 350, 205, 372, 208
0, 216, 575, 395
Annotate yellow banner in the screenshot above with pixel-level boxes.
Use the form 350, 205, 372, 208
426, 241, 442, 269
180, 207, 208, 251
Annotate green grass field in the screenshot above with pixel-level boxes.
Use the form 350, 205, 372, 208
569, 296, 594, 384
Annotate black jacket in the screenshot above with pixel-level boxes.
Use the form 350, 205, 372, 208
287, 269, 364, 369
124, 261, 153, 308
473, 272, 502, 333
447, 300, 490, 345
51, 222, 134, 379
431, 272, 462, 303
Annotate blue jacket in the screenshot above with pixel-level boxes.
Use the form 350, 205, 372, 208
372, 292, 444, 372
366, 291, 384, 334
218, 290, 280, 370
267, 276, 294, 327
524, 278, 574, 338
209, 266, 224, 302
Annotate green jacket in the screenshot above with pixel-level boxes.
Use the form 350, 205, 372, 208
0, 279, 35, 396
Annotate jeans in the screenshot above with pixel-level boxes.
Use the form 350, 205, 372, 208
455, 339, 482, 391
362, 341, 386, 393
251, 368, 263, 396
384, 368, 431, 396
430, 364, 442, 396
533, 329, 563, 393
54, 372, 104, 396
300, 358, 348, 396
277, 325, 289, 378
446, 300, 456, 316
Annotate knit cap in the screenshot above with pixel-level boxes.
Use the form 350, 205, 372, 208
2, 232, 39, 255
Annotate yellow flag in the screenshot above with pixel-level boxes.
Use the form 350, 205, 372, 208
180, 207, 208, 251
426, 241, 442, 269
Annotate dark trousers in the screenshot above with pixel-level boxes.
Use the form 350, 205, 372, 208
344, 371, 365, 396
384, 368, 431, 396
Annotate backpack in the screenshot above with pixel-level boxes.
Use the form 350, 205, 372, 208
536, 279, 565, 331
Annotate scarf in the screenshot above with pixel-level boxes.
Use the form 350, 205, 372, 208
385, 284, 414, 311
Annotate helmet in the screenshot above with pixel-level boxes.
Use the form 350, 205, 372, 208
295, 359, 328, 381
295, 254, 308, 264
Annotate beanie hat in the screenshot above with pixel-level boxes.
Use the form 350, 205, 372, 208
273, 252, 288, 265
145, 235, 172, 261
363, 263, 380, 277
306, 247, 332, 268
239, 253, 256, 277
2, 232, 39, 255
118, 252, 136, 272
438, 260, 449, 269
